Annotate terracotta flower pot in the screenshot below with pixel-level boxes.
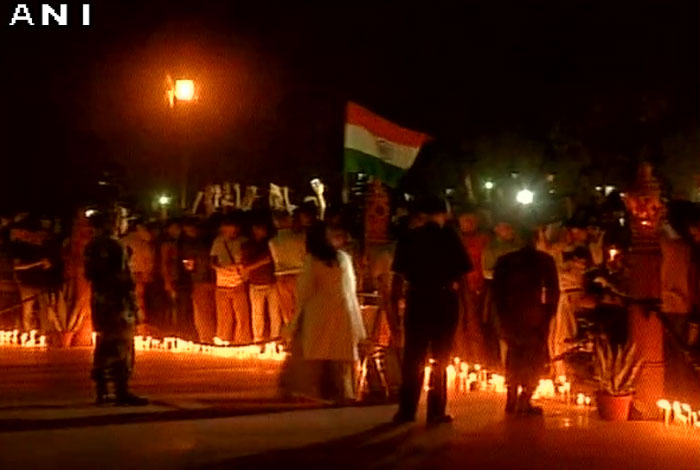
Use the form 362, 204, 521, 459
596, 391, 633, 421
58, 331, 75, 349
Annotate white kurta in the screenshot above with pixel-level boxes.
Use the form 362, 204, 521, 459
292, 251, 366, 362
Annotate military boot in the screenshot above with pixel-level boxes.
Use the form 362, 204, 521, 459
114, 379, 149, 407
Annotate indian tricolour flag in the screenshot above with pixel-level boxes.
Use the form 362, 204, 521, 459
344, 102, 429, 188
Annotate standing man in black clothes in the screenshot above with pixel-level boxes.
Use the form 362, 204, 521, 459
493, 226, 559, 415
392, 197, 472, 425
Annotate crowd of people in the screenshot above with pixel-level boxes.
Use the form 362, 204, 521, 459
3, 185, 700, 418
0, 206, 322, 346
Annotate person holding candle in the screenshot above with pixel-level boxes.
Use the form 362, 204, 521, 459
182, 218, 216, 343
391, 197, 472, 425
161, 219, 195, 340
210, 214, 252, 345
242, 215, 281, 343
493, 225, 560, 415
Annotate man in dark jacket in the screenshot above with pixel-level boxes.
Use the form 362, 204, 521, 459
493, 226, 559, 415
392, 197, 472, 425
85, 211, 148, 406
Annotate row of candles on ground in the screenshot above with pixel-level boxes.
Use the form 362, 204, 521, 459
132, 335, 287, 361
426, 358, 594, 406
0, 330, 47, 348
657, 399, 700, 428
0, 330, 287, 361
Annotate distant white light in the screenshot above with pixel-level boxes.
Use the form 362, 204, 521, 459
516, 189, 534, 205
84, 209, 97, 218
484, 181, 494, 190
158, 195, 171, 206
595, 186, 603, 192
98, 181, 108, 186
605, 185, 616, 196
445, 188, 455, 196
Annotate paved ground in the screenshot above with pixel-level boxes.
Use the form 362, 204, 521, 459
0, 346, 282, 406
2, 393, 699, 470
0, 346, 305, 431
2, 346, 700, 469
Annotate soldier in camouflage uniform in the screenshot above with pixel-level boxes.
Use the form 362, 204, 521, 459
85, 212, 148, 406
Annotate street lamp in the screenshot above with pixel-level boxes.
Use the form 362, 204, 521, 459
516, 189, 534, 205
166, 75, 198, 210
166, 75, 197, 109
174, 80, 195, 102
158, 194, 171, 220
484, 181, 494, 190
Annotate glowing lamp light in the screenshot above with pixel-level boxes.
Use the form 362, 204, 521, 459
516, 189, 534, 205
158, 195, 172, 206
609, 248, 619, 261
174, 79, 195, 102
84, 209, 97, 218
484, 181, 494, 190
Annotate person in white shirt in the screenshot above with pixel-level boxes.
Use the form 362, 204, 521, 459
210, 215, 251, 344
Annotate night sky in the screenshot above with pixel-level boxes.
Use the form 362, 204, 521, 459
0, 1, 697, 212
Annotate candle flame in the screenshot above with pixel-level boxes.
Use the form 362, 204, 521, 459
657, 399, 671, 410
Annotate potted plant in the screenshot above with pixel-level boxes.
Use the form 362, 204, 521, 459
594, 337, 643, 421
48, 283, 88, 348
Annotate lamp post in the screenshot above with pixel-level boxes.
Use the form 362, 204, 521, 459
166, 75, 197, 210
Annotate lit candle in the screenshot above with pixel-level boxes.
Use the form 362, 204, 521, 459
682, 404, 693, 426
446, 364, 456, 392
423, 365, 432, 392
657, 399, 671, 426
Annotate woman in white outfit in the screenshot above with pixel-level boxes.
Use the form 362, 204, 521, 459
281, 222, 366, 404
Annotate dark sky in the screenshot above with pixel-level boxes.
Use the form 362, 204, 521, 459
0, 1, 697, 211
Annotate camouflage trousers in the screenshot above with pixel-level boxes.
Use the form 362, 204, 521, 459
91, 333, 135, 383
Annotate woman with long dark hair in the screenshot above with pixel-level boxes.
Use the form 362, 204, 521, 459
281, 221, 366, 404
